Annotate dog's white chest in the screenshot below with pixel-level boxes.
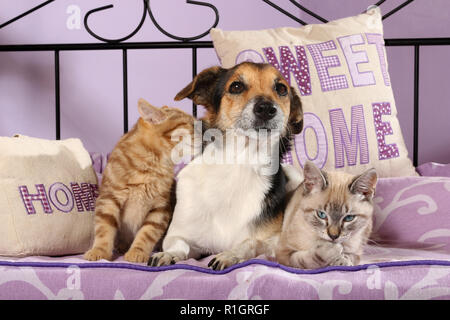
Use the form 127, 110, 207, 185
170, 160, 271, 253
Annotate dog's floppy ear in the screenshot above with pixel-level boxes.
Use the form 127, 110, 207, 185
174, 66, 226, 110
288, 87, 303, 135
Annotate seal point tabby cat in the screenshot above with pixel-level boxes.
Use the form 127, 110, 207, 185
276, 161, 377, 269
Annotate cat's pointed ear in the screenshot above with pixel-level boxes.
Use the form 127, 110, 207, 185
302, 161, 328, 194
138, 98, 166, 124
349, 168, 378, 200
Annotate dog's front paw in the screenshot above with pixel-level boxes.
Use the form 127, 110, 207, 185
147, 252, 180, 267
208, 252, 242, 271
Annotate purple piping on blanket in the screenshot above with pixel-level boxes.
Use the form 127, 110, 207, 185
1, 259, 450, 275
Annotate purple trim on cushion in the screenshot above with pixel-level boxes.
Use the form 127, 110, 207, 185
1, 258, 450, 275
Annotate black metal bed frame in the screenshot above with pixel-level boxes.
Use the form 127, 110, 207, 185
1, 0, 450, 167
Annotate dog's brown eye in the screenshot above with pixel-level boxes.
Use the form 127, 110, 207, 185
229, 81, 245, 94
275, 83, 288, 96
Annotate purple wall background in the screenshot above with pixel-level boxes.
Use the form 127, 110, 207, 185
1, 0, 449, 165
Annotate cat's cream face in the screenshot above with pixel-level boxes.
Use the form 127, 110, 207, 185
299, 162, 377, 244
302, 186, 374, 243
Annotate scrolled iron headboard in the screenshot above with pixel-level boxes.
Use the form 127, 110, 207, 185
1, 0, 449, 166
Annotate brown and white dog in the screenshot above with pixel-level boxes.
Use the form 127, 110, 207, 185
148, 62, 303, 270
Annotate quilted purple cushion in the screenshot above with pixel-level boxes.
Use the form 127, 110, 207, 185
416, 162, 450, 177
373, 176, 450, 250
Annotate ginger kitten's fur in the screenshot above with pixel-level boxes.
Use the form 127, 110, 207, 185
276, 161, 377, 269
84, 99, 194, 263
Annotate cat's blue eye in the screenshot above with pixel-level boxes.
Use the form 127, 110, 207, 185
316, 210, 327, 219
344, 215, 356, 222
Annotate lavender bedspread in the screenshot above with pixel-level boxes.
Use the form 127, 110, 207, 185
1, 173, 450, 299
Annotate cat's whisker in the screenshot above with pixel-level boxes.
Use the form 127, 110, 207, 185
363, 237, 383, 247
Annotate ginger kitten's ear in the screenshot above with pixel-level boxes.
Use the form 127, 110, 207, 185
302, 161, 328, 194
349, 168, 378, 200
138, 98, 166, 124
174, 66, 226, 111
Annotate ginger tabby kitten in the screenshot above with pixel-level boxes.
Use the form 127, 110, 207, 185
276, 161, 377, 269
84, 99, 194, 263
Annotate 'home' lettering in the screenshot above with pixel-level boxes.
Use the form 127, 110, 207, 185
291, 103, 398, 169
19, 182, 98, 215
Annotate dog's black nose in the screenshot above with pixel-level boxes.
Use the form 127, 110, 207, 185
254, 100, 277, 121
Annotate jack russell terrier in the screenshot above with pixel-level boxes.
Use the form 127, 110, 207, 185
148, 62, 303, 270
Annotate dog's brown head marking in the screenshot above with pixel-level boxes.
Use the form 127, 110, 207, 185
175, 62, 303, 135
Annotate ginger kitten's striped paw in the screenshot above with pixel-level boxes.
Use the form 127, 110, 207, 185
124, 247, 150, 263
84, 247, 112, 261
